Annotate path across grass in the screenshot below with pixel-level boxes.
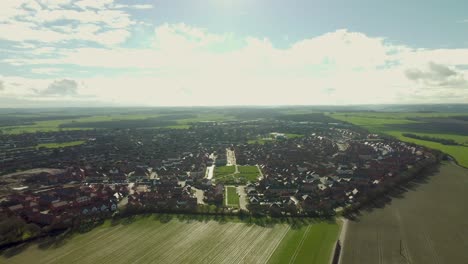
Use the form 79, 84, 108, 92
214, 165, 260, 184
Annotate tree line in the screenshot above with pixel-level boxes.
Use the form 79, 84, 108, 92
402, 133, 459, 145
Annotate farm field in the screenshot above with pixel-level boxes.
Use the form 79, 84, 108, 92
0, 112, 236, 134
268, 221, 340, 264
0, 217, 339, 264
341, 162, 468, 264
330, 112, 468, 167
225, 186, 239, 207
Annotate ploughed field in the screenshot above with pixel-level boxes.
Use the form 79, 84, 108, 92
0, 217, 339, 264
342, 163, 468, 264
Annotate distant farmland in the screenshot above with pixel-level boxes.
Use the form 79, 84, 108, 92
330, 112, 468, 167
0, 217, 340, 264
341, 163, 468, 264
0, 112, 236, 134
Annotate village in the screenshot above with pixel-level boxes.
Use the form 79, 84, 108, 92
0, 120, 437, 241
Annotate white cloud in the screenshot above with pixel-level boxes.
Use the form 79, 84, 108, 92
132, 4, 154, 9
1, 22, 468, 106
40, 79, 78, 96
75, 0, 114, 10
31, 67, 63, 75
114, 4, 154, 10
0, 0, 134, 45
37, 0, 72, 8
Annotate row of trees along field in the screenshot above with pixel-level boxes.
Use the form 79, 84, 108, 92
402, 133, 460, 145
342, 153, 441, 217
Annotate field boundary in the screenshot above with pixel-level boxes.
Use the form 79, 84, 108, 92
265, 225, 291, 264
336, 218, 348, 264
289, 225, 311, 264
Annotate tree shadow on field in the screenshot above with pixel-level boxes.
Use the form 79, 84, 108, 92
345, 164, 440, 222
0, 243, 29, 258
153, 213, 174, 223
0, 228, 72, 259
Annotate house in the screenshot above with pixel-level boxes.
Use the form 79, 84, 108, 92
50, 200, 68, 212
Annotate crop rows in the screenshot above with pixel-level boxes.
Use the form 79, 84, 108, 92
1, 218, 290, 264
342, 163, 468, 264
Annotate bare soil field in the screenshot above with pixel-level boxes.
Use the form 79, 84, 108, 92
341, 162, 468, 264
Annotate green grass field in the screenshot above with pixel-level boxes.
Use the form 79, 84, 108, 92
330, 112, 468, 167
237, 166, 260, 182
285, 133, 304, 139
36, 141, 86, 149
0, 113, 237, 134
214, 166, 236, 178
214, 166, 260, 184
225, 186, 239, 207
0, 216, 339, 264
268, 221, 340, 264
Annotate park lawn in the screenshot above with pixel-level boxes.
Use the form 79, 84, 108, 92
237, 166, 260, 182
214, 166, 236, 178
214, 166, 259, 184
37, 140, 86, 149
268, 221, 340, 264
225, 186, 239, 207
285, 133, 304, 139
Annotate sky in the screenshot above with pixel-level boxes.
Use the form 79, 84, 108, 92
0, 0, 467, 107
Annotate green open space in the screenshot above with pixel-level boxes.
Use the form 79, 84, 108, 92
237, 166, 261, 182
225, 186, 239, 207
213, 166, 236, 178
37, 140, 86, 149
330, 112, 468, 167
284, 133, 304, 139
214, 166, 260, 184
268, 221, 340, 264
